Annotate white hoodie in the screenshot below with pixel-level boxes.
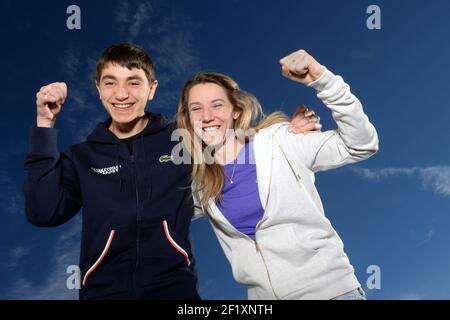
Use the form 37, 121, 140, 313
192, 67, 379, 300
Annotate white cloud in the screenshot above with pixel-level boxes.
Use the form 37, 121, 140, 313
128, 2, 154, 41
419, 167, 450, 198
419, 225, 436, 245
1, 246, 33, 270
349, 166, 420, 180
58, 45, 81, 80
349, 166, 450, 197
7, 217, 81, 300
115, 1, 154, 41
6, 193, 25, 216
115, 2, 130, 23
397, 292, 428, 300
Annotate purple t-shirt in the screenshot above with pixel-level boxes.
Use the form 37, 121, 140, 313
216, 141, 264, 240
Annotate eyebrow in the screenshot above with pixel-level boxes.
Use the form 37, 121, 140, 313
101, 75, 145, 82
189, 99, 225, 106
127, 76, 144, 81
188, 102, 201, 108
100, 75, 116, 82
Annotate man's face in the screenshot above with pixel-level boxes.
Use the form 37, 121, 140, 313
96, 62, 158, 124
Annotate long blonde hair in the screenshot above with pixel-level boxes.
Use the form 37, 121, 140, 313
177, 72, 289, 206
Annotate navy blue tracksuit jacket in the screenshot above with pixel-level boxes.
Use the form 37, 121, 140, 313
23, 112, 200, 300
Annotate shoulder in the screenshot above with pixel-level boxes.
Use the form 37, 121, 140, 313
66, 141, 83, 154
255, 122, 289, 139
254, 122, 336, 154
167, 121, 178, 133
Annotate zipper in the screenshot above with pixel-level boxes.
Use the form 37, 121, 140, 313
254, 241, 279, 299
253, 218, 279, 299
130, 154, 141, 299
251, 135, 279, 297
131, 155, 141, 271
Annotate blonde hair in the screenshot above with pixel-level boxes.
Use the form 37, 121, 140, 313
177, 72, 289, 206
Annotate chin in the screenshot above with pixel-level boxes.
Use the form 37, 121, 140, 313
196, 132, 220, 145
111, 115, 132, 124
202, 137, 225, 147
110, 111, 143, 124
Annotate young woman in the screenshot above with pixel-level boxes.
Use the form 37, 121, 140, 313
177, 49, 378, 300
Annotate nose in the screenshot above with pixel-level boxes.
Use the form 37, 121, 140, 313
114, 84, 129, 100
201, 107, 214, 122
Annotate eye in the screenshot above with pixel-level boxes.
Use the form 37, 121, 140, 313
104, 82, 115, 86
190, 106, 201, 112
213, 103, 223, 108
130, 82, 141, 86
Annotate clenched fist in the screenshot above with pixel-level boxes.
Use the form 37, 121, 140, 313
279, 49, 325, 85
36, 82, 67, 128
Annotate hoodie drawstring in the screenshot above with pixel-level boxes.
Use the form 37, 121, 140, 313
115, 143, 123, 192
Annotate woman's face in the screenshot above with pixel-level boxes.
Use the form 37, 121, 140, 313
188, 83, 240, 146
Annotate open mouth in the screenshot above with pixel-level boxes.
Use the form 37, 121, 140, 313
202, 125, 220, 133
112, 103, 135, 110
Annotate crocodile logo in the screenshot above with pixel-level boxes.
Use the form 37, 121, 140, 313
159, 155, 173, 163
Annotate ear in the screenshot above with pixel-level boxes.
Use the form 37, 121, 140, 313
233, 109, 241, 119
148, 80, 159, 101
95, 81, 101, 99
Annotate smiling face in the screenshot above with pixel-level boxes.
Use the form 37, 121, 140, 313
96, 62, 158, 125
188, 83, 241, 146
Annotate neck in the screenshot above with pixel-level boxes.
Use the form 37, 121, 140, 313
214, 136, 244, 165
109, 114, 148, 139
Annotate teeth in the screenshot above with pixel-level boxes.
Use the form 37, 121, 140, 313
113, 103, 133, 109
203, 126, 219, 132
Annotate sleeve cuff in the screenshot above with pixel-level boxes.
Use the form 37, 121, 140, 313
28, 127, 59, 155
306, 66, 336, 91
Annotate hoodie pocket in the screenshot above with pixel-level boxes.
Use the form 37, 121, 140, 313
139, 220, 191, 276
257, 226, 320, 299
82, 230, 116, 287
162, 220, 191, 267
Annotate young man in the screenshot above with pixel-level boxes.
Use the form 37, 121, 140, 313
24, 43, 320, 300
24, 43, 200, 300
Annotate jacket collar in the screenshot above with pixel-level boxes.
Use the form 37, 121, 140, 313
86, 111, 172, 144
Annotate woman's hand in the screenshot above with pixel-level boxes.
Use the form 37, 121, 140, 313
280, 49, 325, 85
288, 105, 322, 134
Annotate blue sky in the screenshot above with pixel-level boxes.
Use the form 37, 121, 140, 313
1, 0, 450, 300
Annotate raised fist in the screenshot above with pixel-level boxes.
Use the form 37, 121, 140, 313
36, 82, 67, 128
279, 49, 325, 85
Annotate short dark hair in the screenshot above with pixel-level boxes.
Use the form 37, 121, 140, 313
96, 43, 156, 83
